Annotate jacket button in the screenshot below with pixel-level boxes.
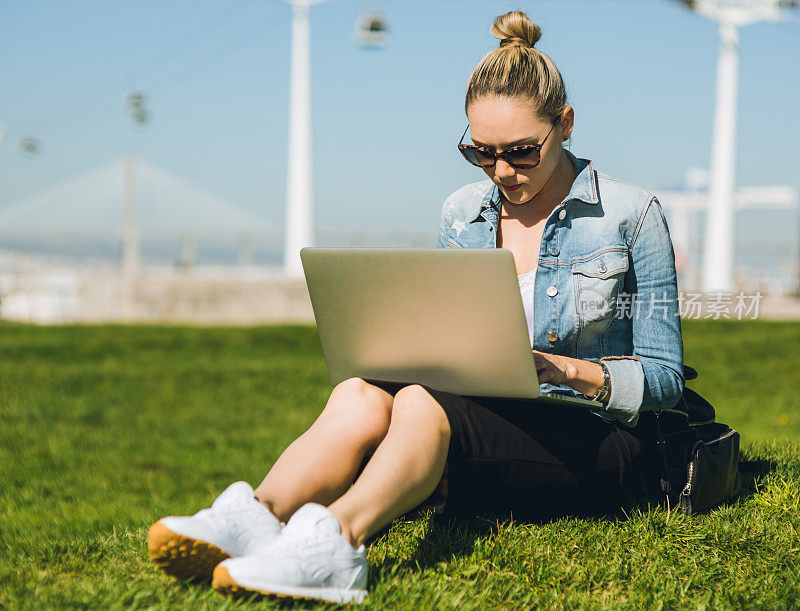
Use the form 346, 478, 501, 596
547, 285, 558, 297
558, 209, 566, 220
547, 331, 559, 343
598, 263, 607, 274
548, 245, 559, 256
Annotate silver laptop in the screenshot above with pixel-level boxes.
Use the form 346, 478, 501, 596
300, 247, 603, 408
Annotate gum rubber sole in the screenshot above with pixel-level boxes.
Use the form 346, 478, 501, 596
147, 521, 230, 581
212, 566, 368, 604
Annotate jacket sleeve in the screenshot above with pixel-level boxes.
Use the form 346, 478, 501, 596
599, 195, 685, 427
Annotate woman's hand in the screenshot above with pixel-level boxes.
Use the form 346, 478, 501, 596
532, 350, 608, 400
532, 350, 577, 386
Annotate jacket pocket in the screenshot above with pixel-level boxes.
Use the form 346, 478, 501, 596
571, 247, 629, 323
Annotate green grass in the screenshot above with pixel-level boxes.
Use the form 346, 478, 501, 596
0, 320, 798, 609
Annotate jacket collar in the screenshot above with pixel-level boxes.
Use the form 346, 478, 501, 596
469, 149, 599, 224
562, 149, 599, 205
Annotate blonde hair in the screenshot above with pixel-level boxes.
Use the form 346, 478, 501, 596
465, 11, 567, 124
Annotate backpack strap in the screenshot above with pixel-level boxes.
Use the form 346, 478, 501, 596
654, 411, 673, 495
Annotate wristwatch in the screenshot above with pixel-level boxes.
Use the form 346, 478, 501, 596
591, 363, 611, 402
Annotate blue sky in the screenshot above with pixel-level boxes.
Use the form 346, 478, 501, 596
1, 0, 799, 234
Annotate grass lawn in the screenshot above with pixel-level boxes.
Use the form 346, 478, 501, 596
1, 320, 798, 608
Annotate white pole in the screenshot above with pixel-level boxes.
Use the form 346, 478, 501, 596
685, 0, 795, 292
702, 21, 739, 293
284, 0, 318, 278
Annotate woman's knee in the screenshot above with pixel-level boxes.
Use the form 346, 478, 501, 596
391, 385, 451, 438
325, 377, 393, 436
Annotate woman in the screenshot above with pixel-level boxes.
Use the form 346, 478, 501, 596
148, 10, 685, 604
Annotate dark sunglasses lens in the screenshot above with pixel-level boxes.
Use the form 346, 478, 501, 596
504, 148, 540, 167
461, 147, 495, 167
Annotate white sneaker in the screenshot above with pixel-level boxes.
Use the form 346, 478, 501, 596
148, 481, 282, 581
212, 503, 368, 604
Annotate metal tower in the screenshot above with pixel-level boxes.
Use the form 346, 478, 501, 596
675, 0, 796, 292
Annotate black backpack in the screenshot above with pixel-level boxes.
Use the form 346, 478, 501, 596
646, 365, 742, 515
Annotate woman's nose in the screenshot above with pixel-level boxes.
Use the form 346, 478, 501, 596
494, 159, 516, 179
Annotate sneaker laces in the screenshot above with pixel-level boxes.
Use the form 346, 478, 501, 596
201, 482, 281, 546
260, 503, 342, 556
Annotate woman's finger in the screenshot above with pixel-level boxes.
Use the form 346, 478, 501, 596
532, 351, 549, 366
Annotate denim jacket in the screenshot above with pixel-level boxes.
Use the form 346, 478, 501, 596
435, 149, 685, 427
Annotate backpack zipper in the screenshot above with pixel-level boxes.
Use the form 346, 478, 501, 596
680, 460, 695, 502
679, 429, 737, 511
705, 429, 736, 445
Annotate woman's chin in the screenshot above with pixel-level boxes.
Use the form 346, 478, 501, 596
503, 190, 530, 204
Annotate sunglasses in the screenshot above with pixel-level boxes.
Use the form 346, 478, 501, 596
457, 117, 560, 169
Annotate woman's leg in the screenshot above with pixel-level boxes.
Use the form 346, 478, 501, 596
210, 384, 449, 601
328, 384, 451, 547
254, 377, 395, 521
149, 377, 396, 582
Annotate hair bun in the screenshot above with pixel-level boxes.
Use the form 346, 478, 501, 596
491, 10, 541, 49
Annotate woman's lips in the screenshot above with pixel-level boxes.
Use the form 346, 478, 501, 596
502, 183, 522, 192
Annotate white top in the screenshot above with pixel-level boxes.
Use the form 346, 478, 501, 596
517, 268, 537, 348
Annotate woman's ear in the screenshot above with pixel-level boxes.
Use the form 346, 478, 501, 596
561, 106, 575, 141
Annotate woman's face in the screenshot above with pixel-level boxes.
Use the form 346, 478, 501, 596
465, 96, 573, 206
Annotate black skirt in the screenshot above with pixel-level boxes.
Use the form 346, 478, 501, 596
365, 379, 679, 520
